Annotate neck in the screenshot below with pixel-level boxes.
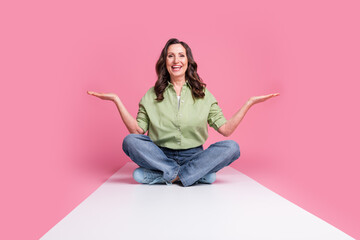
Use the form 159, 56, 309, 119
170, 76, 186, 88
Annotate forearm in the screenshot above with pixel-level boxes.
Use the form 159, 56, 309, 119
219, 100, 253, 137
113, 97, 144, 134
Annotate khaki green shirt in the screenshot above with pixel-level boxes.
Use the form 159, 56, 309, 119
136, 81, 227, 149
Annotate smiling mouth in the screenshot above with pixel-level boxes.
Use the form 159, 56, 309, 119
171, 66, 182, 71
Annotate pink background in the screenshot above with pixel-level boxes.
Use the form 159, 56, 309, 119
1, 0, 359, 239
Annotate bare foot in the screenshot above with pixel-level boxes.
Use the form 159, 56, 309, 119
171, 176, 180, 183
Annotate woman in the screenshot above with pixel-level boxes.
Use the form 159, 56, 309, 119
87, 38, 279, 187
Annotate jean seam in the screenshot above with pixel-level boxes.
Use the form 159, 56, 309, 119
178, 168, 190, 187
165, 165, 180, 185
230, 146, 241, 164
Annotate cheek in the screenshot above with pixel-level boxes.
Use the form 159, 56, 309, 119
166, 61, 171, 69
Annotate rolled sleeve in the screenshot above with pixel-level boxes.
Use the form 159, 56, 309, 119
208, 101, 227, 131
136, 98, 149, 133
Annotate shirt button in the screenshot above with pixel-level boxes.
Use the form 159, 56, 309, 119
179, 114, 182, 117
181, 100, 184, 103
178, 142, 181, 145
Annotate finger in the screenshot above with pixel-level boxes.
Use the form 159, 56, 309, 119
264, 94, 274, 98
263, 94, 277, 99
266, 93, 279, 98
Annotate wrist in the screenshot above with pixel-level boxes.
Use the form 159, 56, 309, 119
246, 99, 253, 107
113, 96, 121, 105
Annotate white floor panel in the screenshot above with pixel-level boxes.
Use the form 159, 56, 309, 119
41, 162, 354, 240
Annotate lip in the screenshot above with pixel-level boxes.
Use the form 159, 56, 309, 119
171, 65, 182, 72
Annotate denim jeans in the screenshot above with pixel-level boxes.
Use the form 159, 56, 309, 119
122, 134, 241, 187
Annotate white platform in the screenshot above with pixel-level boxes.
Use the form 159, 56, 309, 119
41, 162, 354, 240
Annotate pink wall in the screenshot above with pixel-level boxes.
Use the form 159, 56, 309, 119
1, 0, 359, 239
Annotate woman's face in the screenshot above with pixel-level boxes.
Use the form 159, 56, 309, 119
166, 44, 188, 80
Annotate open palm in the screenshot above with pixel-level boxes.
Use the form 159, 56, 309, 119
87, 91, 119, 101
249, 93, 280, 105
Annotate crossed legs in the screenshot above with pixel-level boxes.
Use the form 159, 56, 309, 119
122, 134, 240, 187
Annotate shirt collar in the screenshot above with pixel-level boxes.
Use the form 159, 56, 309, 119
166, 80, 192, 90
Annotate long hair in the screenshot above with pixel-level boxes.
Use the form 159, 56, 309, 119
154, 38, 206, 101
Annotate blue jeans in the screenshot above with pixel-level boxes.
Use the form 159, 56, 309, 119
122, 134, 241, 187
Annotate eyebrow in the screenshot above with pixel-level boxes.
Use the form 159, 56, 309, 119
167, 52, 185, 54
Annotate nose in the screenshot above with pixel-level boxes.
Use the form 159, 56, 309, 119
173, 56, 180, 63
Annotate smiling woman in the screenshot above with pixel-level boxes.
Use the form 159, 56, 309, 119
87, 38, 279, 187
155, 38, 206, 101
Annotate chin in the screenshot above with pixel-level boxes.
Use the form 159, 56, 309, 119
172, 73, 185, 78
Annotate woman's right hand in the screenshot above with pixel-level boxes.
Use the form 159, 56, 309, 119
87, 91, 119, 102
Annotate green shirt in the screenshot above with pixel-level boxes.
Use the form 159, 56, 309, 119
136, 81, 227, 149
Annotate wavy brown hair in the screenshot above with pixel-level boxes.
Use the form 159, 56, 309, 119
154, 38, 206, 101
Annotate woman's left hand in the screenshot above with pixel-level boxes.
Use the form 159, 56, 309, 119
248, 93, 280, 105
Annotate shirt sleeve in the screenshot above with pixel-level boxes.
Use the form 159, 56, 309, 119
136, 96, 149, 133
207, 92, 227, 131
